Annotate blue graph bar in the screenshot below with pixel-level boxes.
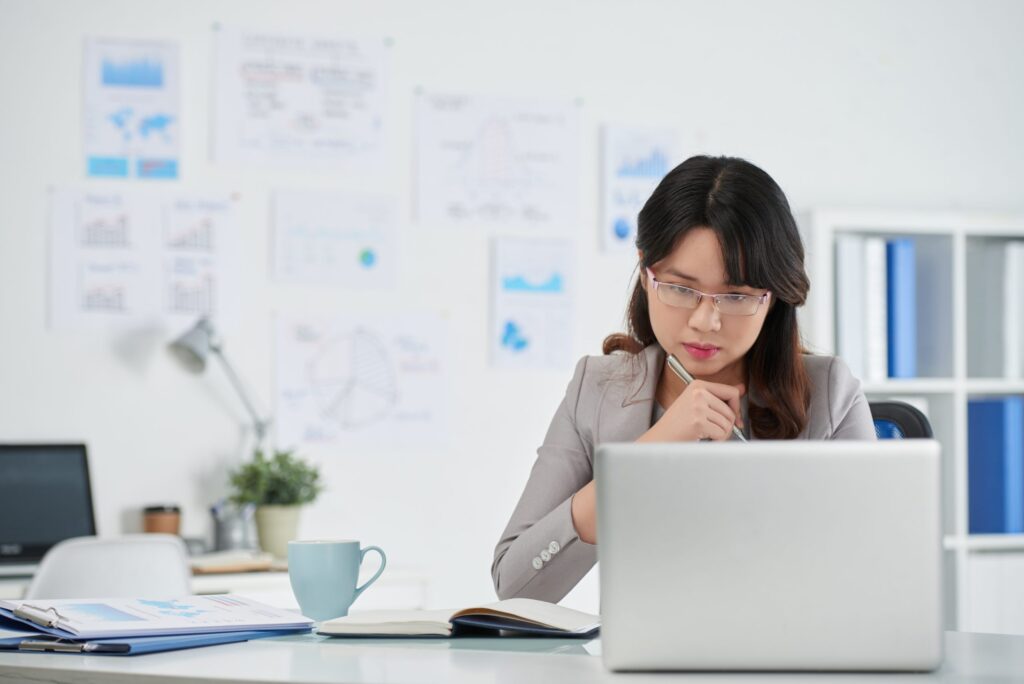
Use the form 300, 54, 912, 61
87, 156, 129, 178
502, 273, 564, 294
102, 58, 164, 88
617, 149, 669, 179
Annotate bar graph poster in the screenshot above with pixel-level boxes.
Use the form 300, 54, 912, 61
601, 125, 679, 251
83, 38, 180, 179
272, 189, 397, 288
213, 26, 388, 169
415, 93, 580, 228
490, 237, 574, 369
274, 313, 449, 449
49, 188, 237, 329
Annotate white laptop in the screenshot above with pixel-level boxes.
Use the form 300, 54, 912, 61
595, 440, 943, 672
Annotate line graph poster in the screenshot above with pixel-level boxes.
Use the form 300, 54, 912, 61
415, 93, 580, 228
274, 313, 449, 449
49, 188, 237, 330
83, 38, 180, 179
213, 26, 388, 169
490, 237, 574, 369
601, 125, 679, 251
272, 189, 397, 288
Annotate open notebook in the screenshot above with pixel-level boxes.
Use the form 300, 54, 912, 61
319, 598, 599, 638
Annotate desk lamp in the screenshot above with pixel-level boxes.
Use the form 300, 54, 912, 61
169, 317, 271, 449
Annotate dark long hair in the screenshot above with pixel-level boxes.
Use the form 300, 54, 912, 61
603, 155, 811, 439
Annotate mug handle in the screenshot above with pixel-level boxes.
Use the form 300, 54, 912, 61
352, 546, 387, 602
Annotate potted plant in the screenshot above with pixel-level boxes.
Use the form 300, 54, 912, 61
228, 449, 323, 559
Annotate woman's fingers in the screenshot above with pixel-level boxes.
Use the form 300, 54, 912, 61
698, 388, 739, 430
695, 381, 745, 427
702, 408, 733, 440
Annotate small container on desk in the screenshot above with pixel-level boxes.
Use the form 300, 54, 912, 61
143, 505, 181, 535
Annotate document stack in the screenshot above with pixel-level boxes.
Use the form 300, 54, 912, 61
0, 595, 312, 656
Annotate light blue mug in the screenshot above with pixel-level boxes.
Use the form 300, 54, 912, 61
287, 540, 387, 621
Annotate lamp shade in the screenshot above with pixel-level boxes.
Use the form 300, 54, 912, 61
170, 318, 215, 373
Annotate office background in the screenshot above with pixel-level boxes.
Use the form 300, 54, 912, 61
0, 0, 1022, 614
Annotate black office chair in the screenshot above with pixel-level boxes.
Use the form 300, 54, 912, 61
869, 400, 934, 439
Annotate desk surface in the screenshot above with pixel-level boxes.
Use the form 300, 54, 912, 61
1, 631, 1023, 683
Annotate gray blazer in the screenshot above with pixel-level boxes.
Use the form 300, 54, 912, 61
491, 344, 877, 603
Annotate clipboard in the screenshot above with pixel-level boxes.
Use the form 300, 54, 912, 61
0, 595, 312, 640
0, 602, 310, 656
0, 628, 303, 655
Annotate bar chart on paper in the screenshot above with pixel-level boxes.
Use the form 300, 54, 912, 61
49, 189, 238, 329
601, 125, 679, 251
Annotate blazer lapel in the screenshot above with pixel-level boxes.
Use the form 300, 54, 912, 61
595, 344, 664, 444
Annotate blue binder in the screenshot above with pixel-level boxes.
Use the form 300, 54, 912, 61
886, 238, 917, 378
0, 627, 303, 655
968, 397, 1024, 534
0, 610, 310, 656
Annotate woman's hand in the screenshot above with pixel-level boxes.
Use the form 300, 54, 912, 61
639, 380, 745, 443
572, 380, 745, 546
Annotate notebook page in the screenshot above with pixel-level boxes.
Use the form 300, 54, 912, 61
453, 598, 599, 633
319, 609, 456, 636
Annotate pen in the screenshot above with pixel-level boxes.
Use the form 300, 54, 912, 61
666, 354, 748, 442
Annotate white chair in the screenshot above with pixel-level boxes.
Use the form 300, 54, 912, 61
25, 534, 191, 599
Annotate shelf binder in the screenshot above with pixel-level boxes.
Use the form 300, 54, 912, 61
968, 397, 1024, 534
887, 238, 917, 378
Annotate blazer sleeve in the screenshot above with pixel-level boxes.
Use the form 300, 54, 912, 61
491, 356, 598, 602
827, 356, 878, 440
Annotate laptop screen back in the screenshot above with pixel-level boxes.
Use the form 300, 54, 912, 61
0, 444, 96, 563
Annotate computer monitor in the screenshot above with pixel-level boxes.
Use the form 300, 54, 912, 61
0, 444, 96, 569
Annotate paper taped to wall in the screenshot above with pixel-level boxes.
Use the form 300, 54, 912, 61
275, 313, 449, 448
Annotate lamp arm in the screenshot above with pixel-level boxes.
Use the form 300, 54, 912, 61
211, 348, 270, 443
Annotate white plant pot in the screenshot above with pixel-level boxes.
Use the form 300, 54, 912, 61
255, 505, 302, 559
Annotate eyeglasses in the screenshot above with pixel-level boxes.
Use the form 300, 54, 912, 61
646, 268, 771, 317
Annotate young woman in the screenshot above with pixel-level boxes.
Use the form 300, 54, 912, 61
491, 155, 876, 603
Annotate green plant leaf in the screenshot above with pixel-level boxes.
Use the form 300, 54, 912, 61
228, 449, 322, 506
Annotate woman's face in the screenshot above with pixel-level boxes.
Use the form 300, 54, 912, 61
643, 227, 771, 382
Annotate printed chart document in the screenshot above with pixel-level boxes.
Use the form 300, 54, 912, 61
415, 92, 580, 228
0, 595, 311, 639
213, 26, 388, 170
49, 188, 238, 330
272, 189, 397, 287
83, 37, 180, 179
601, 125, 679, 251
275, 312, 449, 448
491, 237, 574, 369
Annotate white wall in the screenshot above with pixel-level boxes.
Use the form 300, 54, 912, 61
1, 0, 1022, 611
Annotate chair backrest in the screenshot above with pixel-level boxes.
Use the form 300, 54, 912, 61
25, 534, 191, 599
869, 400, 934, 439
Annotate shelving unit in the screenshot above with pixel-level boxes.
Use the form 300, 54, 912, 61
800, 209, 1024, 634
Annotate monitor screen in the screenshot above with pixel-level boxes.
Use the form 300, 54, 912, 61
0, 444, 96, 563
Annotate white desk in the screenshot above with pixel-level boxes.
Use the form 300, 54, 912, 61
1, 632, 1023, 683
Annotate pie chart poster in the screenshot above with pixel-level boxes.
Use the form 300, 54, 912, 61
274, 313, 449, 449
